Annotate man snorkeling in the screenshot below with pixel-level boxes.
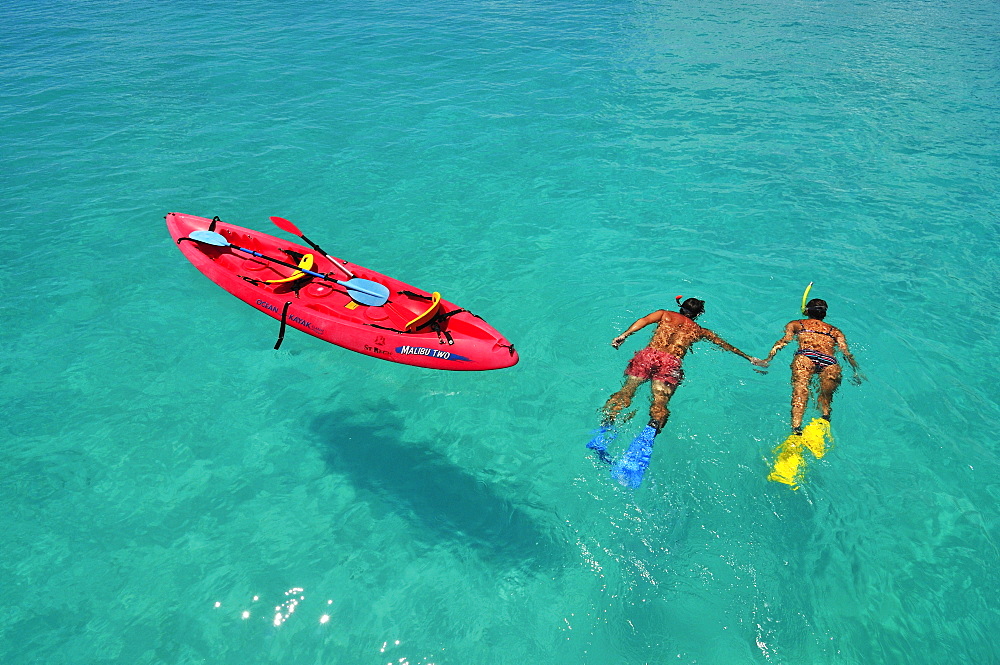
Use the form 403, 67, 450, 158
762, 294, 864, 434
602, 297, 765, 433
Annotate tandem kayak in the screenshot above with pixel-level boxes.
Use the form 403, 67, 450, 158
166, 212, 518, 371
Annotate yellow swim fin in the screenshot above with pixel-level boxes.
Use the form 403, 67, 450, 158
800, 417, 832, 458
768, 434, 806, 489
767, 418, 833, 489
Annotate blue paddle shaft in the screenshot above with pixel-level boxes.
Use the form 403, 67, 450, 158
232, 246, 386, 300
233, 246, 325, 278
187, 230, 388, 303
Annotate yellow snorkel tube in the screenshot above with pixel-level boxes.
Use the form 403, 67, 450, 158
800, 282, 814, 315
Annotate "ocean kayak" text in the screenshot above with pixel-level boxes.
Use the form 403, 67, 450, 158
256, 300, 321, 331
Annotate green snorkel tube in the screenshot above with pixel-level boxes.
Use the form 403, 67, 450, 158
801, 282, 814, 315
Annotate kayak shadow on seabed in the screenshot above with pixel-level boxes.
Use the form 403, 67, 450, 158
309, 408, 565, 571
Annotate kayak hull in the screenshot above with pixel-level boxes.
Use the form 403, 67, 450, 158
166, 213, 518, 371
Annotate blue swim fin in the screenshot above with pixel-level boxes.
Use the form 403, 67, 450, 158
586, 423, 616, 464
610, 423, 659, 488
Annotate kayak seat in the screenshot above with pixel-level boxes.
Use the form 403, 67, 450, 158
265, 253, 314, 285
405, 291, 442, 331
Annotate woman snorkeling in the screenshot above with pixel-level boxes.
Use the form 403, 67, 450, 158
762, 287, 864, 433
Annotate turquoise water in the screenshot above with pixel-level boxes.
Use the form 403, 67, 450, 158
3, 0, 998, 662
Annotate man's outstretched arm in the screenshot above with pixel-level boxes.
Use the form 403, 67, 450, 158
701, 329, 764, 365
611, 311, 664, 349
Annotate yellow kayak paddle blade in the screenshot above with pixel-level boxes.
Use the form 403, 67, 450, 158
767, 418, 833, 489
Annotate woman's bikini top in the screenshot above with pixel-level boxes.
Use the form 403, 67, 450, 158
795, 328, 837, 340
799, 327, 835, 338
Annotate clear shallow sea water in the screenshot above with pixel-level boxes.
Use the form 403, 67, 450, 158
2, 0, 998, 663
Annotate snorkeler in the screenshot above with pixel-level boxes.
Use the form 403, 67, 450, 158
602, 297, 765, 433
762, 293, 864, 434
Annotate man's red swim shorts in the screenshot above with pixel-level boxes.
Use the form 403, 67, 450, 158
624, 347, 684, 385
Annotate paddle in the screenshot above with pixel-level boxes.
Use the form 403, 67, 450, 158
269, 216, 354, 279
187, 230, 389, 306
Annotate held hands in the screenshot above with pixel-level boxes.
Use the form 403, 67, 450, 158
611, 333, 629, 349
850, 372, 866, 386
750, 357, 769, 374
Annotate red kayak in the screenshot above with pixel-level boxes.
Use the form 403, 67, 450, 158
166, 212, 518, 371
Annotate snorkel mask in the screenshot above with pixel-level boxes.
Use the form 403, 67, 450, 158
675, 295, 705, 320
